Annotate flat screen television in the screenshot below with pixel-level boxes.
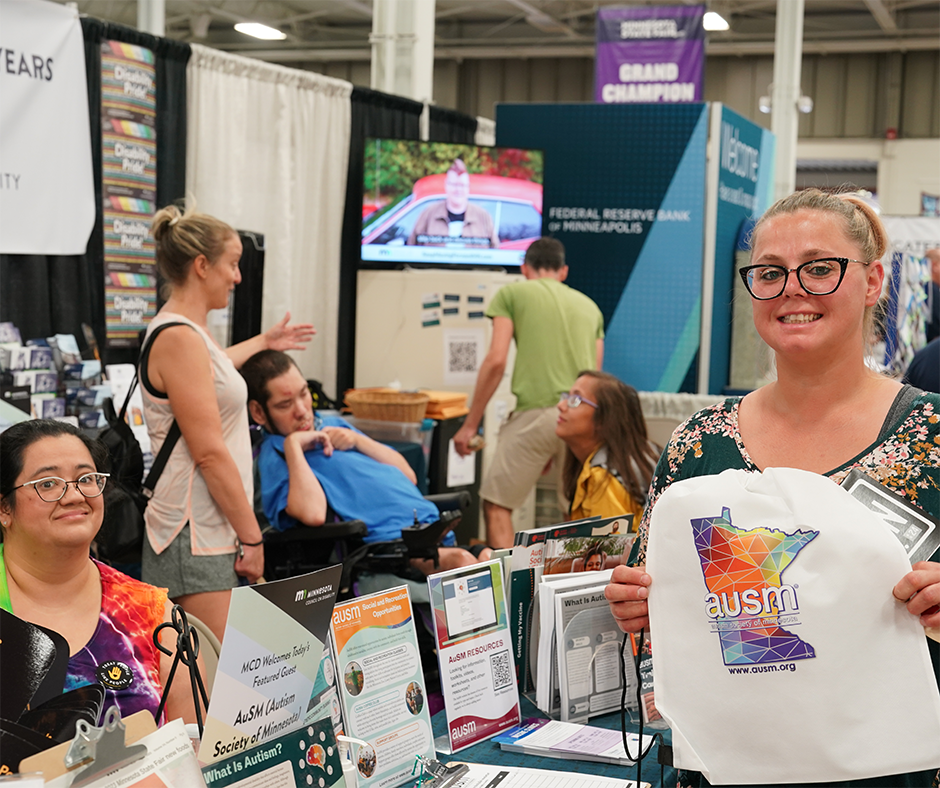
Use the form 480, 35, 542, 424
361, 139, 544, 267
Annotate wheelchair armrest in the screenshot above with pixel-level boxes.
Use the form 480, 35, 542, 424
424, 491, 471, 514
263, 520, 369, 544
401, 509, 461, 558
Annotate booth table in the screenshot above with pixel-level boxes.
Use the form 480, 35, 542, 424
430, 695, 677, 787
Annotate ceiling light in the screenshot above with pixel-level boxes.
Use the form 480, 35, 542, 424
703, 11, 730, 31
234, 22, 286, 40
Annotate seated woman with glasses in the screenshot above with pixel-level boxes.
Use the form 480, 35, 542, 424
605, 189, 940, 787
556, 370, 661, 523
0, 419, 201, 725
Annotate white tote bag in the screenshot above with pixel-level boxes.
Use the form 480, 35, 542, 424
646, 467, 940, 785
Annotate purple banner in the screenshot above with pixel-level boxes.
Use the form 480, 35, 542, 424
595, 5, 705, 104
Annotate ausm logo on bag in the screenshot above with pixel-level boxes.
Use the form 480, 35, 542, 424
692, 506, 818, 667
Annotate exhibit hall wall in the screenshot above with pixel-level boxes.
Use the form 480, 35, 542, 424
495, 102, 774, 396
496, 102, 709, 394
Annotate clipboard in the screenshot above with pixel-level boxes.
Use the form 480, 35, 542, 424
19, 710, 156, 783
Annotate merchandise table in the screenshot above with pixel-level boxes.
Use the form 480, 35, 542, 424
430, 695, 677, 787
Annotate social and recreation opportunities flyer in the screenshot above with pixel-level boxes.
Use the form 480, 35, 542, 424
330, 585, 436, 788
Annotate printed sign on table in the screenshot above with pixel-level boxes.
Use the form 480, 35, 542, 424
101, 40, 158, 348
428, 560, 520, 753
203, 717, 345, 788
595, 5, 705, 104
330, 585, 435, 788
199, 566, 342, 765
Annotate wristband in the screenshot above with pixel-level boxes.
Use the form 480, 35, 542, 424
239, 538, 264, 547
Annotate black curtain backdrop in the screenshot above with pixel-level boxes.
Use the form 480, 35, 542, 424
429, 105, 478, 144
336, 88, 423, 396
0, 20, 189, 365
230, 231, 266, 346
335, 91, 480, 395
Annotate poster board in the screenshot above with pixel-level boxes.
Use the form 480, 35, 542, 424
199, 566, 342, 765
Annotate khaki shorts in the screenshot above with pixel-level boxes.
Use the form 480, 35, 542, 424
479, 406, 567, 512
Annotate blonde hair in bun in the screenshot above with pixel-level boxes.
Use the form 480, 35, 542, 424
151, 202, 235, 297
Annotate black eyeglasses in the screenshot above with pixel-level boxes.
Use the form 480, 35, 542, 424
12, 473, 110, 503
739, 258, 870, 300
559, 392, 598, 409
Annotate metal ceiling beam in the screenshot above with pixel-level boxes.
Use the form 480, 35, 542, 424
339, 0, 374, 17
218, 34, 939, 62
862, 0, 899, 31
501, 0, 582, 37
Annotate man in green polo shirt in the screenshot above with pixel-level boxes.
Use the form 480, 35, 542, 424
454, 237, 605, 547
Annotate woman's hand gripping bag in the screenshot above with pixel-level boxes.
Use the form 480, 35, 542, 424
646, 467, 940, 785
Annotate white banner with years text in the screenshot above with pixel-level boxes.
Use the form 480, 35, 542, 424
0, 0, 95, 255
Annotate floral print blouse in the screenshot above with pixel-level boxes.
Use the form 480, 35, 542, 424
632, 390, 940, 566
635, 390, 940, 788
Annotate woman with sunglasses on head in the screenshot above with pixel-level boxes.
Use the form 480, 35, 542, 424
0, 420, 202, 725
556, 370, 660, 523
605, 189, 940, 788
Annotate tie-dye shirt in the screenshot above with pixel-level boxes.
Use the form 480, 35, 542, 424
64, 561, 167, 724
0, 554, 167, 723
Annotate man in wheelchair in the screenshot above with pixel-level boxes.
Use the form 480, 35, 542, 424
241, 350, 489, 575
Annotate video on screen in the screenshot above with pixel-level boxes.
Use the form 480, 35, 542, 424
361, 139, 544, 267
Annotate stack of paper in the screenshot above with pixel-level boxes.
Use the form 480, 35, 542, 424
494, 718, 653, 767
422, 389, 469, 419
532, 569, 638, 721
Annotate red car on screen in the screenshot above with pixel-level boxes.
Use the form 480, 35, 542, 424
362, 174, 543, 250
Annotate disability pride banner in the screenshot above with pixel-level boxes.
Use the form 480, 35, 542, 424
101, 40, 158, 348
595, 5, 705, 105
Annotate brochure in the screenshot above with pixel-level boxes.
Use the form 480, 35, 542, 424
428, 560, 521, 753
417, 762, 648, 788
509, 515, 630, 692
531, 570, 614, 715
542, 532, 634, 576
199, 565, 342, 765
330, 585, 435, 788
202, 717, 345, 788
493, 717, 653, 766
554, 584, 637, 722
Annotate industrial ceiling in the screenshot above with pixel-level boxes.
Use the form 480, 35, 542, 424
59, 0, 940, 65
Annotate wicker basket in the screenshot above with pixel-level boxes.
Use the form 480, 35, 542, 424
344, 389, 430, 422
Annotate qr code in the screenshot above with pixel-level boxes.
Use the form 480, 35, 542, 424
490, 649, 513, 690
448, 341, 478, 374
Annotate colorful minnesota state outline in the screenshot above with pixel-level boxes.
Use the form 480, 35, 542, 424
692, 506, 818, 665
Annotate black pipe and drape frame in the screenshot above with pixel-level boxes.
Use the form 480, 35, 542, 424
1, 26, 478, 378
335, 94, 479, 396
0, 20, 190, 366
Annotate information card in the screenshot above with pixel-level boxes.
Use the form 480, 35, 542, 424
330, 585, 435, 788
428, 560, 520, 753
